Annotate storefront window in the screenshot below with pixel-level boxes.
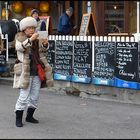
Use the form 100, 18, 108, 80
104, 1, 124, 34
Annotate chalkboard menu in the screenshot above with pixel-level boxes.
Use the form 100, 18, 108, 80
114, 42, 138, 89
72, 41, 92, 83
138, 41, 140, 89
54, 40, 73, 81
79, 13, 97, 36
0, 39, 7, 72
79, 14, 89, 35
93, 41, 115, 86
0, 50, 6, 65
48, 40, 55, 69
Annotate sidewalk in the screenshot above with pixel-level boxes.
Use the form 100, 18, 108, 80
1, 83, 140, 139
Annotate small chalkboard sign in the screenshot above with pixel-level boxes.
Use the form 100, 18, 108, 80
79, 13, 97, 36
72, 41, 92, 83
54, 40, 73, 81
92, 41, 115, 86
0, 50, 6, 65
138, 41, 140, 89
48, 40, 55, 69
0, 38, 7, 72
114, 42, 139, 89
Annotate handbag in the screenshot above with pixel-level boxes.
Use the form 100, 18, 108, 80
33, 51, 46, 81
37, 64, 46, 81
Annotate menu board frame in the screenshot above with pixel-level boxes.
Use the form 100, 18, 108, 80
79, 13, 97, 36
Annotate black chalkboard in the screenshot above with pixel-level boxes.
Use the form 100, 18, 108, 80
0, 39, 6, 65
79, 14, 89, 35
115, 42, 138, 82
0, 50, 6, 65
54, 40, 73, 81
79, 13, 97, 36
48, 40, 55, 69
72, 41, 92, 83
93, 41, 115, 86
138, 41, 140, 82
0, 39, 7, 73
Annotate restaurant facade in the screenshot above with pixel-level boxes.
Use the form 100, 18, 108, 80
0, 1, 139, 36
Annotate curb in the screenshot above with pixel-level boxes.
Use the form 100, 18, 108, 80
0, 77, 13, 86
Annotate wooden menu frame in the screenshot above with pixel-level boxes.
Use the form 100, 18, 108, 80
79, 13, 98, 36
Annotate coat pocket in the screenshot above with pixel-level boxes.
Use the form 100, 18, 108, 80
14, 63, 22, 75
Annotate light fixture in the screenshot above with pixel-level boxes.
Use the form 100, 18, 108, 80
114, 5, 117, 9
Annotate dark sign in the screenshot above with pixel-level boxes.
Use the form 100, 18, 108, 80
0, 39, 6, 65
138, 41, 140, 89
0, 50, 6, 65
115, 42, 138, 82
48, 40, 55, 69
93, 41, 115, 86
0, 39, 7, 72
72, 41, 92, 83
54, 40, 73, 81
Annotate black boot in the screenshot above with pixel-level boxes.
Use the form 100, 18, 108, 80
26, 108, 39, 123
15, 110, 24, 127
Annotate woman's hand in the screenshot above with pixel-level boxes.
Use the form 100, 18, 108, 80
29, 33, 39, 42
42, 39, 48, 46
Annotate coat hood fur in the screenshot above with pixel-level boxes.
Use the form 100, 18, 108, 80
15, 32, 28, 42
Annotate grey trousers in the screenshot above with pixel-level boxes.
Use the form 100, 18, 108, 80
15, 76, 41, 111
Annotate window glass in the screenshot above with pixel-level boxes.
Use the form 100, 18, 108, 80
104, 1, 124, 34
87, 1, 91, 14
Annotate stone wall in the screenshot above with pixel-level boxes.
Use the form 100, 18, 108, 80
51, 80, 140, 105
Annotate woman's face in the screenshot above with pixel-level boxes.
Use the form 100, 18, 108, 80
24, 26, 36, 37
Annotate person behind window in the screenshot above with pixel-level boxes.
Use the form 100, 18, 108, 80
30, 9, 46, 32
57, 7, 77, 35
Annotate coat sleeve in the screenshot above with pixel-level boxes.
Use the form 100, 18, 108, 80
39, 39, 49, 53
15, 38, 32, 52
41, 42, 49, 50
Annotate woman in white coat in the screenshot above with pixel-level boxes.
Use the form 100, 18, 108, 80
13, 17, 53, 127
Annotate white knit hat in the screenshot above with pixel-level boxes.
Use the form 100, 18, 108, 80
19, 17, 37, 31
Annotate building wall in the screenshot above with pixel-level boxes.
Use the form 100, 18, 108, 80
128, 1, 137, 33
1, 1, 138, 35
73, 1, 137, 35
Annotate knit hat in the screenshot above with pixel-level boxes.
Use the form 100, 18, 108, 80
66, 7, 73, 13
30, 9, 39, 16
19, 17, 37, 31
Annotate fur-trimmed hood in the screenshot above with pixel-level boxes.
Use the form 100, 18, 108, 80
15, 32, 28, 42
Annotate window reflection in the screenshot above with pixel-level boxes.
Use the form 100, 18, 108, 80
87, 1, 91, 14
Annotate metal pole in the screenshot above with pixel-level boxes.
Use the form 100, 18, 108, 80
137, 1, 140, 33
